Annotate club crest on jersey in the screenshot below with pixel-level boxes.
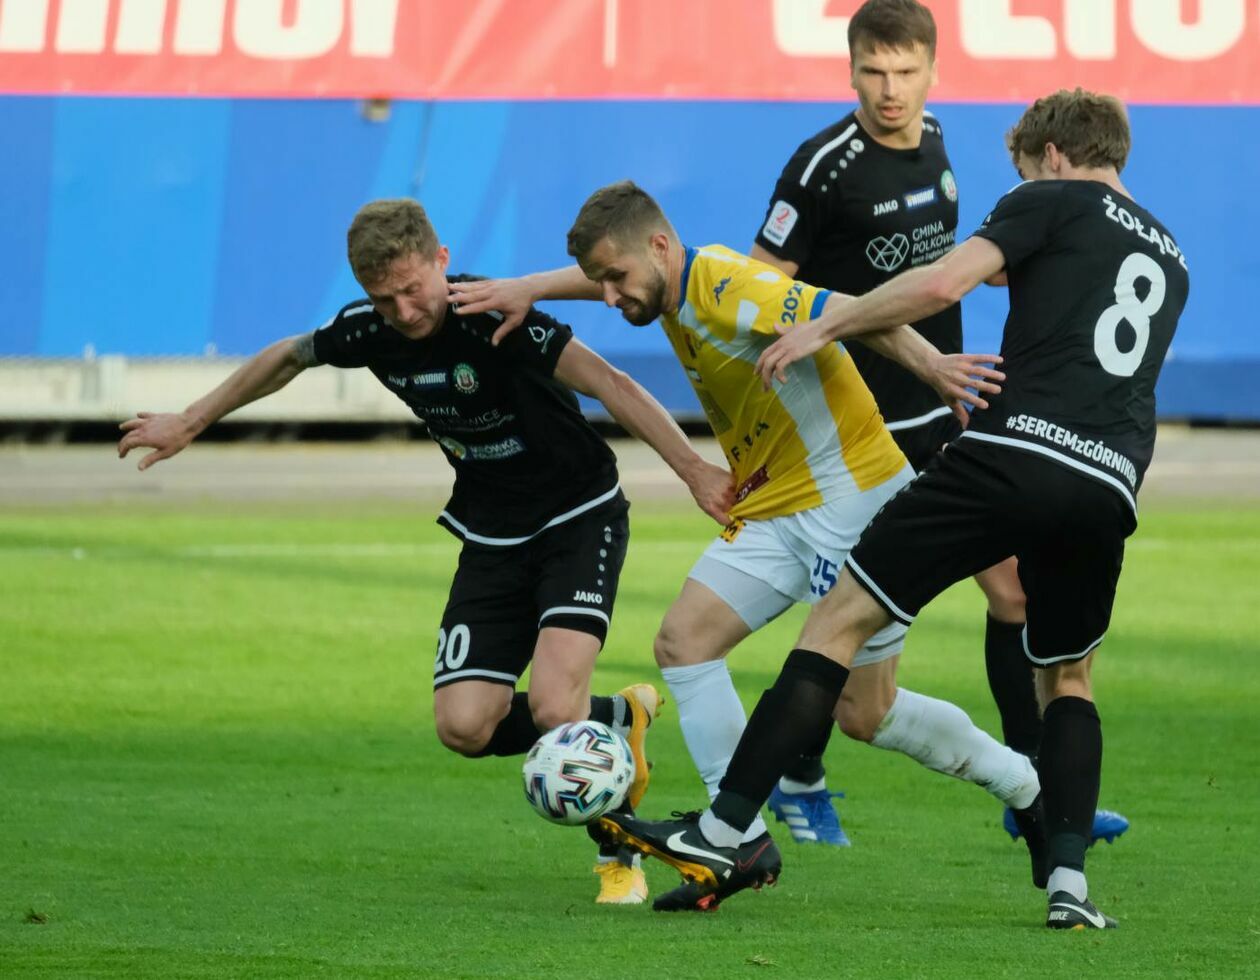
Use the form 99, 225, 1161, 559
437, 435, 467, 459
452, 362, 479, 395
941, 169, 958, 203
866, 234, 910, 272
762, 200, 798, 247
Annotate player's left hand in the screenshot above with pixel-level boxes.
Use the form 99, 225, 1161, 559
926, 353, 1004, 424
685, 460, 736, 525
447, 278, 534, 345
756, 323, 830, 389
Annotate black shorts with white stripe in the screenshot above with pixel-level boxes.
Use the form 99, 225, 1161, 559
888, 408, 963, 473
846, 439, 1135, 665
432, 491, 630, 689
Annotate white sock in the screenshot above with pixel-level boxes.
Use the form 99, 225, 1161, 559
596, 851, 641, 868
778, 775, 826, 794
1047, 867, 1088, 901
660, 660, 769, 842
699, 808, 745, 849
871, 688, 1040, 808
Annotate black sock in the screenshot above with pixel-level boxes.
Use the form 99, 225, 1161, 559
985, 615, 1042, 761
781, 722, 831, 785
711, 650, 850, 832
470, 692, 541, 758
588, 695, 617, 727
1039, 696, 1102, 873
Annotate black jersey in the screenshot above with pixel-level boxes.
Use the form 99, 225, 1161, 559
311, 275, 619, 545
755, 110, 962, 428
966, 180, 1190, 510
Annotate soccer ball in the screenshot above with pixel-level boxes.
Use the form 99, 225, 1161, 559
522, 721, 635, 826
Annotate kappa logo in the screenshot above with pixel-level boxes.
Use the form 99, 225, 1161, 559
572, 590, 604, 604
866, 234, 910, 272
713, 276, 732, 304
762, 200, 799, 247
452, 362, 479, 394
873, 198, 900, 216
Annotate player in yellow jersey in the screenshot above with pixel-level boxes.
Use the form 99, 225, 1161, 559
450, 181, 1044, 910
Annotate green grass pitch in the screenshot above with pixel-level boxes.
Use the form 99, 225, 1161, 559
2, 499, 1259, 978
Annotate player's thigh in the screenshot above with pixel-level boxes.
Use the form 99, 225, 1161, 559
835, 654, 901, 742
432, 542, 537, 694
531, 493, 630, 646
796, 568, 898, 666
1013, 462, 1136, 667
527, 626, 603, 730
845, 442, 1013, 628
655, 574, 758, 667
973, 556, 1026, 623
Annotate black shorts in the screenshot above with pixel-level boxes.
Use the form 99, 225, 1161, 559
432, 492, 630, 689
889, 410, 963, 473
847, 439, 1136, 665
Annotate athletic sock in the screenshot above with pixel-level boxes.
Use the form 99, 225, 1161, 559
708, 649, 850, 835
1040, 696, 1102, 880
984, 615, 1041, 760
1047, 867, 1088, 902
870, 687, 1040, 808
780, 720, 832, 788
660, 660, 768, 842
470, 692, 541, 757
589, 694, 627, 729
778, 775, 826, 794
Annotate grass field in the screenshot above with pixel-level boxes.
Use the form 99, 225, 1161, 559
2, 495, 1259, 978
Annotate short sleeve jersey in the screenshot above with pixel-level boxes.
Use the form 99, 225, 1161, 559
966, 180, 1190, 510
311, 275, 619, 545
755, 111, 962, 428
662, 245, 907, 521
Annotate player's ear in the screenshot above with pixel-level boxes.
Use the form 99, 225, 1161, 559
434, 245, 450, 273
649, 231, 670, 262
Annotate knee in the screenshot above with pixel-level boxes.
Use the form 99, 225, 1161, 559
653, 619, 689, 668
836, 704, 882, 743
981, 569, 1027, 623
434, 711, 496, 757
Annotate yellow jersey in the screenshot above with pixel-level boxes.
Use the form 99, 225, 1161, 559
663, 244, 907, 520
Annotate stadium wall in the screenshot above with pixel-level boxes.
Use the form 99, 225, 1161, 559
1, 96, 1255, 422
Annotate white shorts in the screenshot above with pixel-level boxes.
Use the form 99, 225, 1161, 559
689, 464, 914, 668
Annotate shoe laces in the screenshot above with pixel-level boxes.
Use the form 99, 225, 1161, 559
669, 810, 703, 821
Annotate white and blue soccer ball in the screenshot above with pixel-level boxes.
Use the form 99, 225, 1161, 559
522, 721, 635, 826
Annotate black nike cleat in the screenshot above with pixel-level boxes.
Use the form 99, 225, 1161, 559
596, 810, 779, 900
1009, 794, 1049, 889
652, 831, 782, 912
1046, 891, 1118, 930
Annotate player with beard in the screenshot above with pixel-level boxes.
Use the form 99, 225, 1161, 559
117, 197, 738, 906
748, 0, 1126, 847
599, 89, 1186, 929
450, 180, 1046, 911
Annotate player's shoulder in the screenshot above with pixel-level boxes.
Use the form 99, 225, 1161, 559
920, 108, 946, 141
781, 111, 864, 190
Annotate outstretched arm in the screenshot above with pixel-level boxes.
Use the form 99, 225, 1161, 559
554, 339, 734, 525
117, 333, 316, 470
859, 326, 1004, 426
755, 237, 1007, 387
448, 267, 602, 344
